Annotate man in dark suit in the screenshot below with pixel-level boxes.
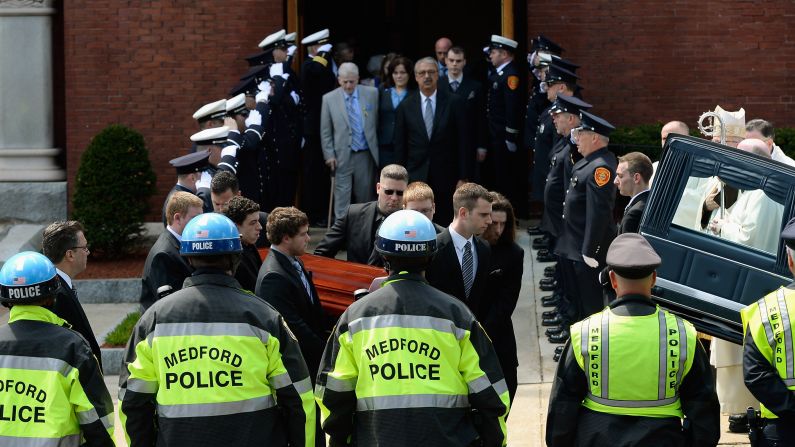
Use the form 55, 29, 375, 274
42, 220, 102, 369
615, 151, 652, 234
140, 192, 203, 310
223, 195, 263, 292
426, 183, 493, 321
256, 207, 329, 380
393, 57, 468, 226
402, 181, 446, 232
440, 46, 487, 183
314, 164, 408, 266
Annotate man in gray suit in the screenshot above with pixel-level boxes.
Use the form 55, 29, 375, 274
320, 62, 379, 221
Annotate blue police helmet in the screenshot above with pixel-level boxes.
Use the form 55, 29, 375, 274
180, 213, 242, 256
375, 210, 437, 258
0, 251, 59, 304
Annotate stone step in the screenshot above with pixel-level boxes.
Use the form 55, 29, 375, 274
74, 278, 140, 304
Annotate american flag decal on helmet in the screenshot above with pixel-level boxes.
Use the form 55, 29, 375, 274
196, 230, 209, 238
404, 230, 416, 238
12, 277, 25, 285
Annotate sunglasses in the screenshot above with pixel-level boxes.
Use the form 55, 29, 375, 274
382, 189, 404, 197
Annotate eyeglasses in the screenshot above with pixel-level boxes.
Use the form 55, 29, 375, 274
571, 127, 593, 142
382, 189, 405, 197
416, 70, 438, 77
70, 245, 90, 253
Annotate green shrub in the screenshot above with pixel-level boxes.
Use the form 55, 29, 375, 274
609, 123, 664, 160
775, 128, 795, 159
72, 125, 156, 259
103, 311, 141, 346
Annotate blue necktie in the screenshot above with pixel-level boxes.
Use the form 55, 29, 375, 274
291, 258, 313, 303
450, 80, 460, 92
346, 94, 367, 150
462, 241, 474, 298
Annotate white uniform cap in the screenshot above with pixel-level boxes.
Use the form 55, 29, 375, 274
301, 28, 330, 45
192, 99, 227, 122
191, 126, 230, 145
490, 34, 518, 50
226, 93, 247, 115
285, 32, 297, 43
259, 29, 286, 50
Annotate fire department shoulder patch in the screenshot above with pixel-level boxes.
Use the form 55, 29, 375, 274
507, 75, 519, 90
594, 167, 611, 187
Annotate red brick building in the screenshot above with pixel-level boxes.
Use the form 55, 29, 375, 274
57, 1, 795, 220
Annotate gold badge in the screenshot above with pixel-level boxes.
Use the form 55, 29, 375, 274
507, 75, 519, 90
594, 167, 611, 187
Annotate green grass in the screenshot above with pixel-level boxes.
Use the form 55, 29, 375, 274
104, 311, 141, 347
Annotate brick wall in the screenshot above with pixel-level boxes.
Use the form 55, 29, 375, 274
63, 1, 283, 220
527, 1, 795, 128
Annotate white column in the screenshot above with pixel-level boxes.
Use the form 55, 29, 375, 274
0, 0, 64, 181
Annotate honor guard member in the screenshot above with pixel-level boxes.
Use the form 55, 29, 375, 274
260, 30, 301, 92
539, 94, 591, 346
228, 77, 272, 208
120, 213, 316, 446
285, 32, 298, 64
547, 234, 720, 446
301, 29, 337, 227
486, 34, 525, 216
161, 150, 211, 226
315, 210, 510, 446
0, 252, 115, 446
190, 99, 226, 153
741, 217, 795, 445
191, 126, 239, 213
554, 111, 618, 340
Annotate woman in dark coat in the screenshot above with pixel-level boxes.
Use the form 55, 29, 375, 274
377, 56, 413, 168
481, 192, 524, 404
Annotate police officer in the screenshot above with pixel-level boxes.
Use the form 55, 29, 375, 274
546, 233, 720, 446
741, 217, 795, 445
553, 111, 618, 342
539, 94, 592, 347
486, 34, 525, 216
0, 251, 115, 446
300, 29, 337, 226
315, 210, 509, 446
161, 150, 211, 226
120, 213, 316, 446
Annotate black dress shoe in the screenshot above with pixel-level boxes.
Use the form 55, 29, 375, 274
544, 265, 557, 274
527, 225, 544, 235
543, 269, 555, 278
542, 310, 559, 319
728, 413, 748, 433
541, 294, 557, 303
536, 248, 549, 256
545, 325, 564, 336
553, 352, 561, 362
542, 315, 563, 326
537, 252, 556, 263
539, 280, 558, 291
541, 296, 560, 307
548, 329, 570, 344
539, 277, 555, 287
554, 346, 564, 354
532, 238, 549, 250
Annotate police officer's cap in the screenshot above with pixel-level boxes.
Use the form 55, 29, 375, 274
532, 34, 564, 54
781, 217, 795, 250
228, 77, 257, 97
259, 29, 287, 51
545, 64, 579, 85
191, 126, 230, 146
539, 53, 579, 72
241, 64, 272, 84
170, 151, 210, 175
244, 50, 274, 67
192, 99, 227, 123
0, 251, 59, 304
490, 34, 518, 52
301, 29, 330, 46
579, 110, 616, 138
226, 93, 247, 116
550, 94, 592, 116
606, 234, 661, 279
285, 32, 297, 43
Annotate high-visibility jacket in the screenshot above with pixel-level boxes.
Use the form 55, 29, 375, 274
0, 305, 115, 446
119, 271, 315, 446
741, 286, 795, 419
315, 272, 510, 447
571, 304, 697, 417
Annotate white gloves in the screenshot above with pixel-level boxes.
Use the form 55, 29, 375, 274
245, 109, 262, 127
583, 255, 599, 268
527, 50, 537, 66
220, 145, 237, 159
505, 140, 517, 153
318, 43, 332, 53
287, 45, 297, 56
290, 91, 300, 105
196, 171, 212, 189
269, 63, 284, 78
256, 81, 271, 103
